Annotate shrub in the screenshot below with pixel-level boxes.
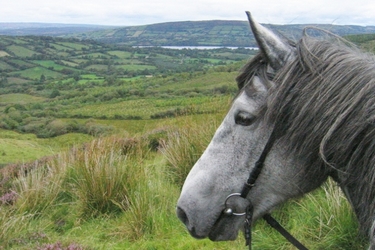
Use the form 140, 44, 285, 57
19, 119, 47, 134
83, 121, 114, 136
45, 120, 69, 137
142, 127, 169, 151
0, 117, 19, 130
0, 190, 17, 205
150, 106, 198, 119
50, 89, 61, 98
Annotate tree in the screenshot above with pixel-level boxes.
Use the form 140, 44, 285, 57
50, 89, 61, 98
0, 76, 7, 87
40, 74, 46, 83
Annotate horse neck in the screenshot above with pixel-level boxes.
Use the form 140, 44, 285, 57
333, 171, 375, 239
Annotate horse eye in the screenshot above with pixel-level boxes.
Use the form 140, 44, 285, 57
235, 112, 256, 126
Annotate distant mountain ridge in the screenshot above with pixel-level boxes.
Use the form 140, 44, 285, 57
1, 20, 375, 46
0, 23, 117, 36
64, 20, 375, 46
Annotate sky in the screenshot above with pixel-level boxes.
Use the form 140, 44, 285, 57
1, 0, 375, 27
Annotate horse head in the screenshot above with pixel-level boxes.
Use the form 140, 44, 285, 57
176, 12, 331, 241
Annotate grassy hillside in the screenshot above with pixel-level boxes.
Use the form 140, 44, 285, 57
346, 33, 375, 53
2, 20, 375, 47
1, 32, 374, 249
71, 20, 375, 46
0, 35, 252, 91
0, 35, 254, 161
0, 115, 366, 249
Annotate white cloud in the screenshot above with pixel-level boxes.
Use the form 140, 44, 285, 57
0, 0, 374, 26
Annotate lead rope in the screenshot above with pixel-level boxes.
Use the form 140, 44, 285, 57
238, 128, 309, 250
244, 205, 253, 249
263, 214, 309, 250
242, 203, 309, 250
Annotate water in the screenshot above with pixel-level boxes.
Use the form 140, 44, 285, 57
134, 46, 258, 50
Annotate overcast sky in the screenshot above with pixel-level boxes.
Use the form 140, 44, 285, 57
1, 0, 375, 27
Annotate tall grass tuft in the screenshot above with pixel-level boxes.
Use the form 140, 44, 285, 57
251, 179, 367, 249
14, 159, 65, 215
66, 136, 150, 217
299, 179, 367, 249
161, 118, 218, 187
0, 134, 157, 247
110, 154, 181, 241
0, 209, 28, 245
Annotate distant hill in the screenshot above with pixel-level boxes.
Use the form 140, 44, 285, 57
71, 20, 375, 47
0, 23, 117, 36
1, 20, 375, 47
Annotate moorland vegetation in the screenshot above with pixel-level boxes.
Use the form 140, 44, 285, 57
0, 35, 252, 142
0, 30, 374, 249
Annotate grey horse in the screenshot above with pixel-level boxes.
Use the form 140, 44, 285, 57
177, 12, 375, 249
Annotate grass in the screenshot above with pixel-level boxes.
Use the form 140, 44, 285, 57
0, 37, 372, 248
0, 114, 368, 249
161, 118, 218, 186
153, 71, 238, 92
11, 67, 64, 80
56, 42, 90, 50
0, 134, 176, 248
114, 64, 157, 71
32, 60, 78, 71
0, 137, 54, 165
68, 95, 230, 119
0, 61, 13, 70
0, 129, 93, 166
107, 50, 133, 58
0, 51, 10, 57
6, 77, 31, 85
7, 58, 35, 68
7, 45, 38, 58
160, 119, 367, 249
81, 52, 111, 58
0, 93, 46, 104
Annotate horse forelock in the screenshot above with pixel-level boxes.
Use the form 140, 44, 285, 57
236, 53, 274, 92
265, 33, 375, 236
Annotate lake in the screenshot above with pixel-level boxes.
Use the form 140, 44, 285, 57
134, 46, 258, 50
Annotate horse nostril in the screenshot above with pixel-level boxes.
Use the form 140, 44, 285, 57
176, 206, 189, 226
177, 206, 206, 239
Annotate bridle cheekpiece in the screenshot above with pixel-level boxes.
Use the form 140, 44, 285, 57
222, 129, 308, 250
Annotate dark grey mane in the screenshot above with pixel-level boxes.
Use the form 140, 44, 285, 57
244, 31, 375, 238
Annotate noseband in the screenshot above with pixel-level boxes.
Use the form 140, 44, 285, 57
223, 128, 309, 250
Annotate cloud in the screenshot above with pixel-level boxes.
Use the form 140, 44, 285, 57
0, 0, 374, 26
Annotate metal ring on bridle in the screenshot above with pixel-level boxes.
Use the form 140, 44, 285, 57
223, 193, 247, 216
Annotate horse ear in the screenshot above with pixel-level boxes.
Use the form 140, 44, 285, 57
246, 11, 295, 70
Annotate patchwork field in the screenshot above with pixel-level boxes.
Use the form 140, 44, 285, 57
0, 32, 374, 250
0, 93, 46, 105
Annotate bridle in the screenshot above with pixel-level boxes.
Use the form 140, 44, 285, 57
222, 128, 309, 250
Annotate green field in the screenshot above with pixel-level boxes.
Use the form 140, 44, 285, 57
68, 95, 230, 119
0, 61, 13, 70
0, 129, 93, 165
32, 60, 78, 71
56, 41, 90, 50
0, 32, 373, 250
0, 35, 253, 101
107, 50, 133, 58
0, 93, 46, 105
7, 44, 38, 57
11, 66, 64, 80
